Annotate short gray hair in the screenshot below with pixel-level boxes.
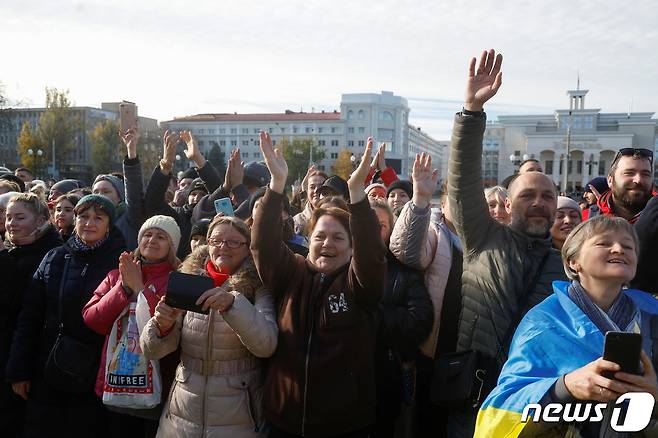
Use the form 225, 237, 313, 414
561, 216, 639, 281
484, 186, 508, 205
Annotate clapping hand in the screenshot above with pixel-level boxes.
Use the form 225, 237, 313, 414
347, 137, 373, 203
465, 49, 503, 112
259, 131, 288, 194
120, 127, 140, 160
412, 153, 439, 209
370, 143, 387, 172
119, 252, 143, 294
161, 130, 178, 173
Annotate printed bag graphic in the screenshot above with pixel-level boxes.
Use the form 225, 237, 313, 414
102, 293, 161, 408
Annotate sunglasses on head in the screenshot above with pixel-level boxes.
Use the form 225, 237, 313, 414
612, 148, 653, 166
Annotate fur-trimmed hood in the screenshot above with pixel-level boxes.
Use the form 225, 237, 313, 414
179, 244, 263, 302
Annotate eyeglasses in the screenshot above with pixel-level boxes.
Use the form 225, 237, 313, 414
208, 238, 247, 249
611, 148, 654, 167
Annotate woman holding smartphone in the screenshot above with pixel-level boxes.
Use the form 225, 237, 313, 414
475, 216, 658, 436
140, 214, 278, 438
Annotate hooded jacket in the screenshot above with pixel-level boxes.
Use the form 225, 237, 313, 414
140, 247, 278, 438
251, 189, 387, 437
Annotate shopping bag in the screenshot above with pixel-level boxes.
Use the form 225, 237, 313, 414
102, 292, 161, 409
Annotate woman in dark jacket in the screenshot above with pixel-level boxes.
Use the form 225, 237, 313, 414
0, 193, 62, 437
6, 194, 126, 438
370, 199, 432, 438
252, 132, 387, 437
53, 193, 80, 242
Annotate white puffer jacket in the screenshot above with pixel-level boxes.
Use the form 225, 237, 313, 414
141, 246, 278, 438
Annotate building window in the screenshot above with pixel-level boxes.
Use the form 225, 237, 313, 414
358, 110, 365, 120
242, 140, 249, 146
358, 127, 365, 134
209, 129, 215, 134
358, 140, 365, 147
348, 140, 354, 147
379, 111, 394, 121
293, 127, 298, 133
598, 160, 606, 176
331, 140, 339, 147
330, 153, 338, 159
231, 140, 237, 146
242, 152, 249, 159
318, 165, 326, 171
576, 160, 583, 174
219, 128, 226, 134
545, 160, 553, 175
331, 127, 337, 133
230, 128, 237, 134
197, 129, 205, 134
347, 110, 354, 120
220, 140, 226, 146
198, 140, 204, 147
254, 152, 261, 158
280, 127, 286, 133
348, 127, 355, 134
305, 127, 312, 133
318, 127, 323, 133
318, 140, 326, 146
253, 129, 259, 134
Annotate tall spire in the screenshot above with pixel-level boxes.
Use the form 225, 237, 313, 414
576, 70, 580, 91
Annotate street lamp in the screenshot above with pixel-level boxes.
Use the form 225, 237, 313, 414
27, 148, 44, 177
509, 153, 530, 173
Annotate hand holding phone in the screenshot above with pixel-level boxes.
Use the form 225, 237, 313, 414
165, 272, 214, 314
119, 101, 137, 132
214, 198, 235, 217
603, 331, 642, 377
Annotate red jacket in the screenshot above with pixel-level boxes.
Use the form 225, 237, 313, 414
583, 189, 656, 224
82, 261, 175, 397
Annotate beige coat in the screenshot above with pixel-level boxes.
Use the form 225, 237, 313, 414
389, 202, 453, 358
140, 246, 278, 438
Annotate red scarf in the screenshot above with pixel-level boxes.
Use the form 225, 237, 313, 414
206, 260, 230, 287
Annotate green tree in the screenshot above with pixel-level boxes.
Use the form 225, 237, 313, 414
332, 149, 354, 180
0, 82, 10, 132
139, 128, 165, 176
207, 141, 226, 185
17, 121, 39, 170
91, 119, 121, 174
36, 87, 79, 176
280, 137, 326, 187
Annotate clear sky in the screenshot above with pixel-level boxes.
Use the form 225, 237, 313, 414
3, 0, 657, 139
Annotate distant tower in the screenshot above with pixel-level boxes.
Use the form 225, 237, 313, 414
567, 88, 588, 110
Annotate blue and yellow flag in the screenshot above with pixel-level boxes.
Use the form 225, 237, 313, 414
474, 281, 658, 437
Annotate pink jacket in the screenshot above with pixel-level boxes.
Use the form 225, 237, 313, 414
82, 261, 175, 397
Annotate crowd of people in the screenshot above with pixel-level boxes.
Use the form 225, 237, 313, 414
0, 49, 657, 438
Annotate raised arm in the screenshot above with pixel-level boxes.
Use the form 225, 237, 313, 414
348, 138, 387, 310
390, 153, 439, 269
180, 130, 222, 193
448, 49, 503, 256
120, 127, 146, 229
144, 130, 178, 219
251, 131, 300, 293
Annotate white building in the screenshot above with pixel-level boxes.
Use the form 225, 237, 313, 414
163, 91, 442, 179
484, 88, 658, 190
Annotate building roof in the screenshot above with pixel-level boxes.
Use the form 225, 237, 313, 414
166, 111, 341, 123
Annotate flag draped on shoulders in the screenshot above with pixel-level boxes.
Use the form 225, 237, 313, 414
474, 281, 658, 438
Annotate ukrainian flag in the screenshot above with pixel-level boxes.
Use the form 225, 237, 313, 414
474, 281, 658, 437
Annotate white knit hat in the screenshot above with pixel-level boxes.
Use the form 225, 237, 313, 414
138, 215, 181, 253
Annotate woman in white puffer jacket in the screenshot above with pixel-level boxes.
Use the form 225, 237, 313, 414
140, 215, 278, 438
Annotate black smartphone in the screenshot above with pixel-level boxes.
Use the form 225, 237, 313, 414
165, 271, 214, 314
603, 331, 642, 377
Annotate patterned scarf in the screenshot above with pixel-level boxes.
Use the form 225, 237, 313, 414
68, 233, 109, 253
568, 281, 640, 334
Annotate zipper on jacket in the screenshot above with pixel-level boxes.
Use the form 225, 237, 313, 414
301, 272, 325, 436
202, 311, 214, 434
81, 263, 89, 277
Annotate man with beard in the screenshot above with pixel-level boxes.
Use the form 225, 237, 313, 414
583, 148, 654, 223
442, 49, 567, 437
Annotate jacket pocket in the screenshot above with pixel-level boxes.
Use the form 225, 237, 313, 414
225, 374, 263, 431
167, 365, 195, 421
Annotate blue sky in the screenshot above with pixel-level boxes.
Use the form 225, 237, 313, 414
2, 0, 657, 139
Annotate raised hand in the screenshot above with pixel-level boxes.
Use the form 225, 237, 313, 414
161, 130, 178, 174
301, 164, 317, 192
120, 127, 140, 160
195, 287, 235, 312
370, 143, 386, 171
465, 49, 503, 112
229, 149, 244, 189
11, 381, 30, 400
347, 137, 373, 203
412, 153, 440, 209
180, 130, 206, 168
259, 131, 288, 194
119, 252, 143, 294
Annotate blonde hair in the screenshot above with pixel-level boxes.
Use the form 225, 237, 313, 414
8, 192, 50, 220
561, 216, 639, 281
370, 198, 394, 230
484, 185, 508, 205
